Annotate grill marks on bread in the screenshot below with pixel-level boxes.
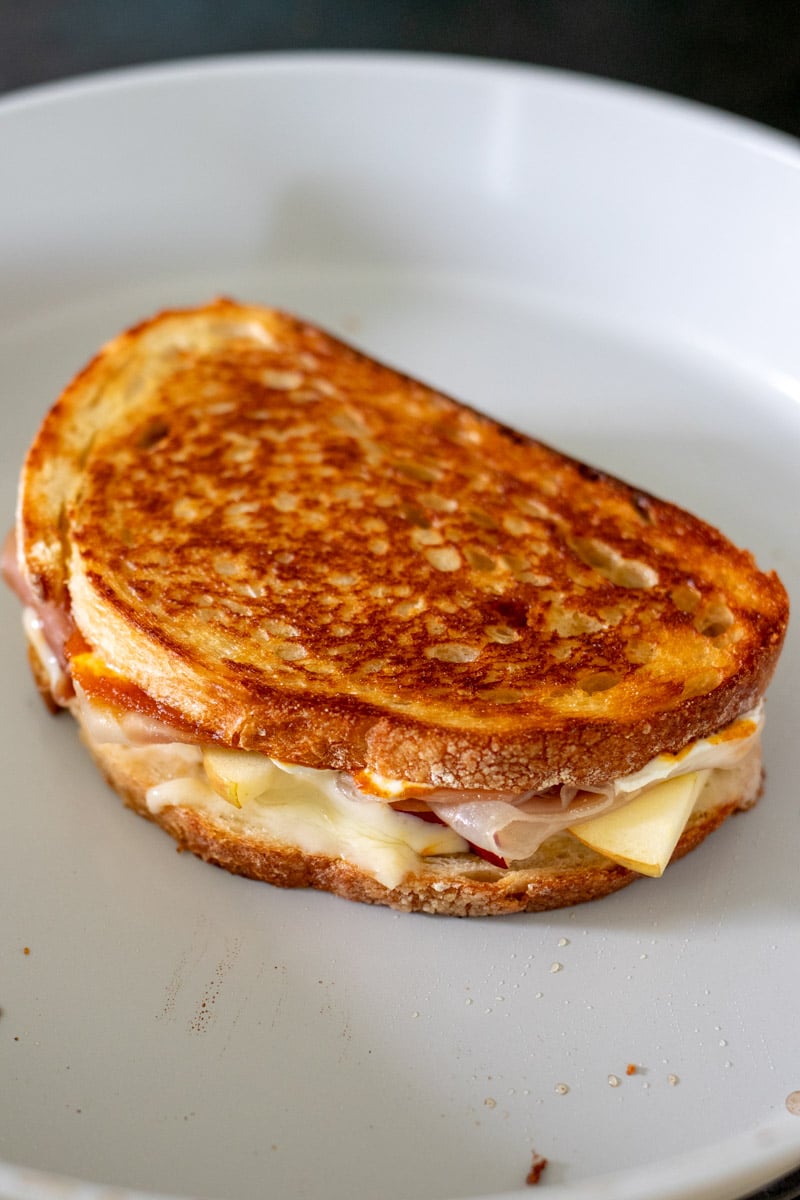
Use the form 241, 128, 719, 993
23, 301, 788, 789
76, 319, 773, 709
94, 392, 632, 704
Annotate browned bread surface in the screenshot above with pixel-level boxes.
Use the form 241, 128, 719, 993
19, 300, 788, 789
84, 729, 763, 917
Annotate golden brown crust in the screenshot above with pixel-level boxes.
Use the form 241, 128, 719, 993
18, 300, 789, 789
83, 728, 763, 917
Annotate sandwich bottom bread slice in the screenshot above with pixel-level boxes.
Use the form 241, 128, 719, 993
5, 300, 788, 916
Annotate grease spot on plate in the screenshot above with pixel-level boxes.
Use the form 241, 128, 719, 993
189, 937, 241, 1035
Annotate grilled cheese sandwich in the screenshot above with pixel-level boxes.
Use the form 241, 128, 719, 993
4, 300, 788, 915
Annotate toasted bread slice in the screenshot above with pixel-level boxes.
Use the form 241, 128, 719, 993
18, 300, 787, 792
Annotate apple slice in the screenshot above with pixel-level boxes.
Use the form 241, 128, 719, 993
569, 770, 709, 877
203, 746, 277, 808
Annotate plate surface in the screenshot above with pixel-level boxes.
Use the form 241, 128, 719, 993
1, 53, 799, 1200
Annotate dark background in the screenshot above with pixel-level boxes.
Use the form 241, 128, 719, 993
0, 0, 799, 141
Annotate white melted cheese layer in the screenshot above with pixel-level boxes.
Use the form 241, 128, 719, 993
22, 607, 68, 697
146, 757, 469, 890
136, 709, 762, 888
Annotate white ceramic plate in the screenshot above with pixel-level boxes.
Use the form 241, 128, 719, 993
1, 53, 799, 1200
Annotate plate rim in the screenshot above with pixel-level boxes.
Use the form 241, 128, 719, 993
0, 47, 798, 167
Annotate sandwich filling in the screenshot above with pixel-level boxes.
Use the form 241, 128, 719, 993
17, 589, 764, 890
141, 720, 757, 889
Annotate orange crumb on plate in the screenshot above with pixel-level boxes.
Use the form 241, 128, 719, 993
526, 1152, 548, 1186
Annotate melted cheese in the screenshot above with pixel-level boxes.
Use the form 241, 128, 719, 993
613, 708, 763, 795
137, 723, 760, 886
146, 758, 468, 890
22, 607, 68, 698
57, 635, 764, 886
